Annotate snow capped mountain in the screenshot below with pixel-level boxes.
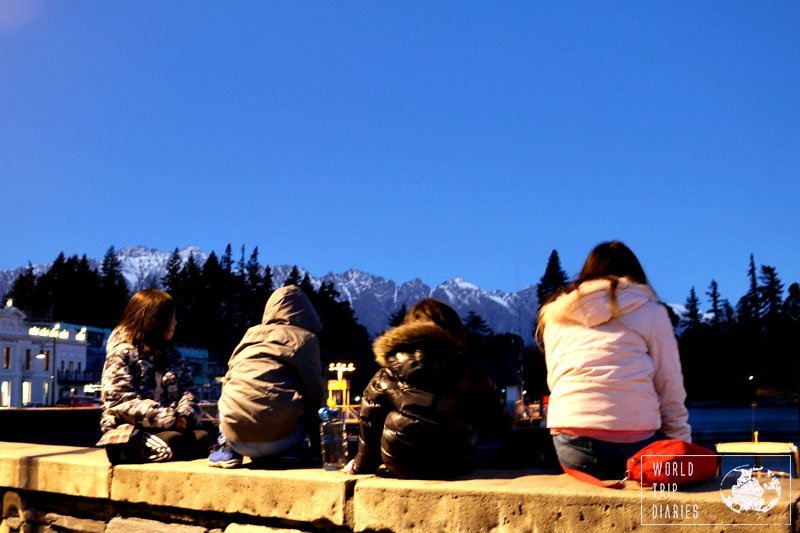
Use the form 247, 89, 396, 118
116, 246, 207, 292
0, 246, 539, 341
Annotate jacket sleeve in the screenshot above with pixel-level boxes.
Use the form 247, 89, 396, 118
101, 348, 178, 430
175, 355, 202, 425
294, 335, 325, 451
646, 304, 692, 442
295, 335, 326, 413
352, 369, 392, 474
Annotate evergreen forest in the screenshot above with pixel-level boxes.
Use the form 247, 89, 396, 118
5, 246, 800, 402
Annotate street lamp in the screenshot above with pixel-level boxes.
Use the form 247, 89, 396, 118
35, 339, 57, 406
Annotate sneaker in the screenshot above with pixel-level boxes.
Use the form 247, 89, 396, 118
208, 443, 243, 468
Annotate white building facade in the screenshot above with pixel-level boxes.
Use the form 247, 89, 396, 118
0, 300, 87, 407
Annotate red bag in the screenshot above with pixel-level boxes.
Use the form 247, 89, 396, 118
561, 439, 718, 489
626, 439, 718, 487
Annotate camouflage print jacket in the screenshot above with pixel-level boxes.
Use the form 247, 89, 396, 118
97, 327, 201, 445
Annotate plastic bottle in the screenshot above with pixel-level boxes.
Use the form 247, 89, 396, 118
318, 407, 346, 470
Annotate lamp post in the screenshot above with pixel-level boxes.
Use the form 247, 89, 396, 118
31, 322, 67, 406
36, 339, 56, 406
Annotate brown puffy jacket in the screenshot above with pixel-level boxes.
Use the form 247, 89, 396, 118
218, 285, 324, 445
352, 321, 499, 479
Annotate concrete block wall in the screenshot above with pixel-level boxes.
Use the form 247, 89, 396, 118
0, 443, 797, 532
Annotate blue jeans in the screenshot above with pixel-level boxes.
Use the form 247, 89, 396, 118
228, 428, 304, 459
552, 432, 662, 480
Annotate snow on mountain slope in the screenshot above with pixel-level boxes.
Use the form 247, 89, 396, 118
1, 246, 539, 340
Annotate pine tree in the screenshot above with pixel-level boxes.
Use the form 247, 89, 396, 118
99, 246, 129, 327
199, 252, 226, 351
784, 283, 800, 323
536, 250, 569, 309
721, 299, 736, 326
161, 248, 183, 294
262, 265, 274, 300
683, 287, 701, 327
284, 266, 302, 287
4, 264, 37, 314
176, 253, 203, 344
220, 244, 233, 273
299, 273, 315, 296
464, 311, 493, 338
236, 245, 246, 276
757, 265, 784, 322
706, 279, 722, 326
74, 255, 101, 325
388, 303, 408, 328
245, 247, 261, 290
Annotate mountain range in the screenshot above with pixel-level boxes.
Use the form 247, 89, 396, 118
0, 246, 540, 341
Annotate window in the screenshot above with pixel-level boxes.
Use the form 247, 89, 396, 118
61, 360, 65, 371
78, 362, 82, 372
22, 381, 31, 406
25, 349, 31, 370
3, 347, 9, 369
43, 382, 49, 403
0, 381, 9, 407
44, 350, 50, 371
68, 361, 74, 372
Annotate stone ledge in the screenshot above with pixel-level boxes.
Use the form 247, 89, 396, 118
0, 442, 110, 499
1, 443, 798, 532
354, 470, 799, 532
111, 459, 359, 527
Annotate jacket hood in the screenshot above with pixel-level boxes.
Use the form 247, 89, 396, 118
262, 285, 321, 333
540, 277, 656, 328
373, 321, 465, 367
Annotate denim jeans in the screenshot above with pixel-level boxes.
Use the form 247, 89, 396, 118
552, 432, 662, 480
228, 427, 304, 459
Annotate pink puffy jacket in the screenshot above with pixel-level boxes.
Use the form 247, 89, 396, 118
540, 278, 691, 442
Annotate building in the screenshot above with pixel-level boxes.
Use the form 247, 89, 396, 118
0, 300, 88, 407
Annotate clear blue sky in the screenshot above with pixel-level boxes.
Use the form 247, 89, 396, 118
2, 2, 798, 306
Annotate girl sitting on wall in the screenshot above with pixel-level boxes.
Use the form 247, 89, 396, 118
537, 241, 691, 481
98, 289, 209, 464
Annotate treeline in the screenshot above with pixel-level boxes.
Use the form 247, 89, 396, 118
5, 246, 375, 388
534, 250, 800, 401
679, 255, 800, 401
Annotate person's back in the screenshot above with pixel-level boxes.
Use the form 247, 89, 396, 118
541, 277, 690, 440
537, 241, 691, 481
350, 299, 497, 479
212, 285, 324, 467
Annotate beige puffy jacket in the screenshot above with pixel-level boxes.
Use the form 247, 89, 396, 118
540, 277, 691, 442
218, 285, 325, 445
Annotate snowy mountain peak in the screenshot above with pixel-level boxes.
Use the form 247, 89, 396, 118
0, 247, 541, 341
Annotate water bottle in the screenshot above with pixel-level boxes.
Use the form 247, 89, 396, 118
318, 407, 346, 470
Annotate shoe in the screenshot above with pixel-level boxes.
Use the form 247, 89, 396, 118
208, 442, 243, 468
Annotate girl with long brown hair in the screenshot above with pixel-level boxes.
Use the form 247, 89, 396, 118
98, 289, 208, 464
537, 241, 691, 480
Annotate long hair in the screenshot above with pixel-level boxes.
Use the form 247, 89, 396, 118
404, 298, 467, 345
535, 241, 652, 347
116, 289, 176, 356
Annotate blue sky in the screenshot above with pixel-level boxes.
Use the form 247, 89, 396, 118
2, 2, 798, 306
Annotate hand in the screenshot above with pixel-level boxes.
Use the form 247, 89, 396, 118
175, 416, 188, 430
143, 432, 173, 462
342, 459, 356, 474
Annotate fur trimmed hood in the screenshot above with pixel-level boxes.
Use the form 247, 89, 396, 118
540, 277, 656, 328
373, 321, 466, 367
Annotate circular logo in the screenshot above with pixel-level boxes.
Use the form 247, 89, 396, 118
719, 465, 782, 514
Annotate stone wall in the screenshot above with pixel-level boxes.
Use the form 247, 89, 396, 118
0, 443, 797, 532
